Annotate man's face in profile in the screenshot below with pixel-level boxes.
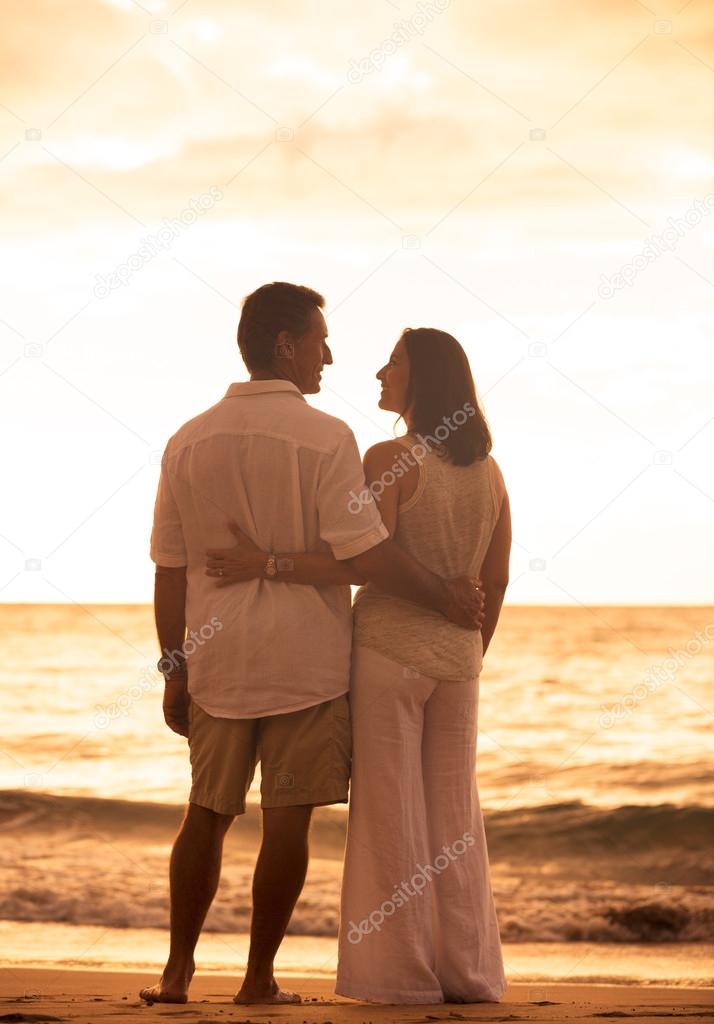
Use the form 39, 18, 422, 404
293, 307, 333, 394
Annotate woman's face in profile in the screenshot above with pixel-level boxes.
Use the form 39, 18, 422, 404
376, 335, 410, 415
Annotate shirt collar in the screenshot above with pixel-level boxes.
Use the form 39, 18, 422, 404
224, 379, 306, 401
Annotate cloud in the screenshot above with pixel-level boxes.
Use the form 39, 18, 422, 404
1, 0, 712, 234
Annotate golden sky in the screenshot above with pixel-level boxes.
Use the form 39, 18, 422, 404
1, 0, 713, 603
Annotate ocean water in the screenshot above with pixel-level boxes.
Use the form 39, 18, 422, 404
1, 603, 712, 982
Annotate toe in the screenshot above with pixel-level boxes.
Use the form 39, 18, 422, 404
269, 988, 301, 1004
233, 988, 302, 1005
139, 983, 188, 1004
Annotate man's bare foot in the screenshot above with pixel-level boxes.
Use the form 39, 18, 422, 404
139, 982, 187, 1005
139, 960, 195, 1004
234, 977, 301, 1005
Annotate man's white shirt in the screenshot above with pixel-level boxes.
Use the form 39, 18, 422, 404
151, 379, 388, 718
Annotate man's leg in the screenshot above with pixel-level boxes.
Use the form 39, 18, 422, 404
140, 802, 234, 1003
234, 804, 313, 1004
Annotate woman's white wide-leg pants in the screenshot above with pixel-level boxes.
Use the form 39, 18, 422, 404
336, 644, 507, 1005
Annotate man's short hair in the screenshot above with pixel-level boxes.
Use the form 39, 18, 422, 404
237, 282, 325, 373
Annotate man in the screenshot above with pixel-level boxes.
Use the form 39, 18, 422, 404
141, 282, 484, 1007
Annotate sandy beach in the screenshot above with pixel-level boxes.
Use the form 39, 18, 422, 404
1, 968, 712, 1023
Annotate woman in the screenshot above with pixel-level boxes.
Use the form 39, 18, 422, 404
206, 328, 511, 1004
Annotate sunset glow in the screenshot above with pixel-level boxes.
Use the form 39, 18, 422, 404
1, 0, 712, 603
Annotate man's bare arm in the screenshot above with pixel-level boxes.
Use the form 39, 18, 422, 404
348, 442, 483, 629
154, 564, 190, 737
205, 528, 482, 628
348, 538, 483, 631
264, 539, 482, 629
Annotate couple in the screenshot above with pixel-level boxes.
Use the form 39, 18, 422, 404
143, 281, 511, 1007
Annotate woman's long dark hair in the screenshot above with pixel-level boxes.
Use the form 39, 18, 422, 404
398, 327, 492, 466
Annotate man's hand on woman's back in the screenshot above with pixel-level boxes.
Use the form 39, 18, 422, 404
440, 576, 486, 631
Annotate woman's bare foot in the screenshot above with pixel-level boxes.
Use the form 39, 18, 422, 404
234, 977, 301, 1005
139, 959, 195, 1004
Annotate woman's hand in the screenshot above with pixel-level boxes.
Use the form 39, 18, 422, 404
205, 522, 266, 586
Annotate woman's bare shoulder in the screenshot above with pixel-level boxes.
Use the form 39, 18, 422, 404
364, 437, 417, 468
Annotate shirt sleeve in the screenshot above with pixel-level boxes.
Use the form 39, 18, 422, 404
317, 431, 390, 560
150, 454, 188, 567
